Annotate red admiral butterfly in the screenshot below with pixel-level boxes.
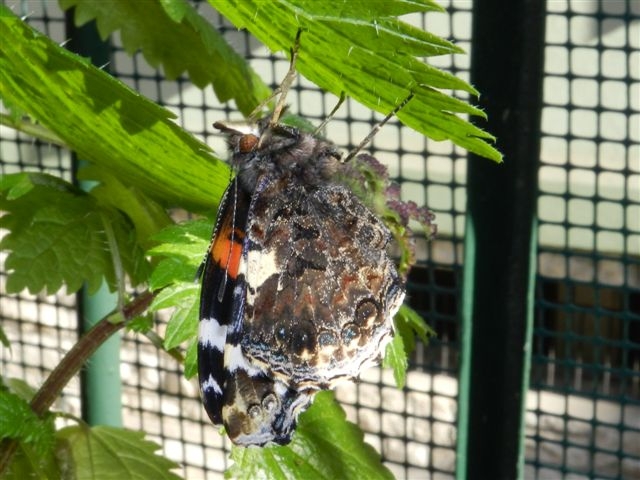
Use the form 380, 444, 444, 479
198, 34, 409, 446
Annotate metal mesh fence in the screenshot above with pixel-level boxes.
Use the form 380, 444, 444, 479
1, 1, 638, 479
528, 2, 640, 478
0, 0, 82, 450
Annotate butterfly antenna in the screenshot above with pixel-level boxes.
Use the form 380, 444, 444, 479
268, 29, 303, 128
314, 91, 346, 136
247, 30, 303, 124
344, 93, 414, 162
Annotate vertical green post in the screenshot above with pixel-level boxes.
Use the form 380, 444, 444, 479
65, 14, 122, 427
77, 283, 121, 426
456, 1, 546, 478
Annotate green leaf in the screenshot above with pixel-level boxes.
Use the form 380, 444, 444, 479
146, 220, 212, 377
150, 280, 199, 377
152, 282, 200, 351
0, 172, 149, 295
3, 378, 38, 403
212, 0, 502, 162
383, 305, 435, 388
0, 7, 228, 212
55, 425, 181, 480
148, 219, 212, 290
227, 391, 393, 480
60, 0, 270, 116
384, 333, 409, 388
183, 340, 199, 379
396, 304, 436, 352
0, 390, 55, 457
126, 313, 155, 334
0, 112, 66, 147
3, 442, 60, 480
78, 165, 173, 249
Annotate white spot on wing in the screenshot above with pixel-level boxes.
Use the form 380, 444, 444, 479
274, 381, 288, 396
198, 318, 226, 352
225, 344, 261, 376
232, 431, 273, 447
201, 373, 223, 395
246, 248, 279, 290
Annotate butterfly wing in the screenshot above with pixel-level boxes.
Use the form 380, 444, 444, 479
198, 179, 250, 425
200, 123, 405, 447
200, 175, 315, 445
241, 177, 405, 389
220, 367, 313, 446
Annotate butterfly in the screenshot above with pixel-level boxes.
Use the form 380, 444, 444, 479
197, 115, 405, 446
198, 30, 410, 446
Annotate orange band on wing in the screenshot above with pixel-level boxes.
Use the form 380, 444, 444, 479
211, 225, 244, 280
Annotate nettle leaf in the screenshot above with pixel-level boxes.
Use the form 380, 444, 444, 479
3, 377, 38, 403
148, 219, 212, 290
384, 333, 408, 389
0, 383, 59, 478
147, 220, 212, 377
0, 391, 56, 457
0, 7, 228, 212
384, 304, 436, 388
78, 165, 173, 249
55, 425, 181, 480
126, 313, 155, 334
183, 340, 198, 379
212, 0, 502, 162
227, 391, 393, 480
0, 172, 148, 295
152, 283, 200, 351
398, 303, 435, 350
60, 0, 270, 116
3, 442, 60, 480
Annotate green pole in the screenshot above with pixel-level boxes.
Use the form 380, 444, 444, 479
456, 0, 546, 478
65, 14, 122, 427
78, 283, 121, 426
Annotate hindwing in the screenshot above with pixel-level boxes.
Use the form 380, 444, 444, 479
241, 175, 405, 389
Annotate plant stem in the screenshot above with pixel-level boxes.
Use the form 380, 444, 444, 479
0, 291, 155, 474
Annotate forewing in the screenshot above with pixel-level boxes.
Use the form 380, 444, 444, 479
215, 175, 317, 445
198, 179, 250, 425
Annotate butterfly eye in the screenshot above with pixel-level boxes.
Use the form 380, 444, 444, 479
239, 134, 259, 153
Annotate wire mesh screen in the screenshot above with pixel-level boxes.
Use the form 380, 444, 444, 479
108, 1, 472, 476
1, 1, 468, 478
109, 2, 470, 476
1, 1, 639, 480
528, 1, 640, 479
0, 0, 82, 448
